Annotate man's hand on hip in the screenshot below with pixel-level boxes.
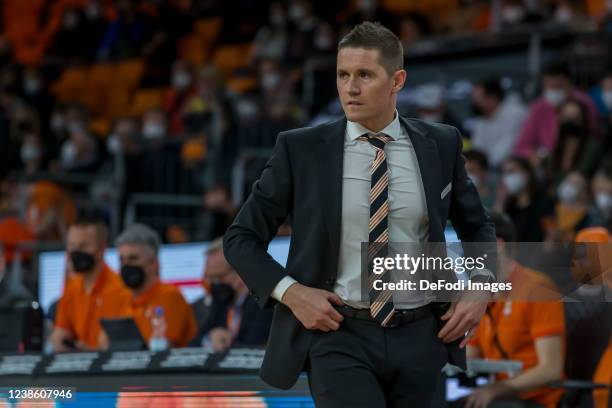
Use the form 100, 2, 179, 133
282, 283, 345, 332
437, 294, 489, 347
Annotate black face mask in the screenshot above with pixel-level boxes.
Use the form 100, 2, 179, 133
559, 121, 585, 137
211, 283, 235, 306
471, 101, 484, 117
70, 250, 96, 273
120, 265, 146, 289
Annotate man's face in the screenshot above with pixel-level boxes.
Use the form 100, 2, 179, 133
336, 47, 404, 129
204, 250, 244, 291
118, 243, 158, 284
543, 74, 571, 93
66, 225, 104, 271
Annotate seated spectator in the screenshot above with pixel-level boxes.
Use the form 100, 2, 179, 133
470, 77, 527, 168
591, 160, 612, 230
190, 237, 272, 351
19, 130, 46, 176
0, 244, 33, 308
549, 172, 598, 242
589, 69, 612, 122
464, 150, 495, 209
514, 63, 601, 164
141, 107, 169, 144
466, 211, 565, 408
398, 12, 431, 53
24, 181, 76, 242
548, 98, 602, 181
495, 157, 554, 242
413, 83, 465, 135
116, 223, 196, 348
252, 1, 289, 62
163, 60, 195, 136
51, 218, 132, 352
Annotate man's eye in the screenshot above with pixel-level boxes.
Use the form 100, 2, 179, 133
360, 72, 370, 78
338, 73, 347, 79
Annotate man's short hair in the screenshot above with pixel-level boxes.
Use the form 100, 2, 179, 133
70, 216, 109, 246
338, 22, 403, 76
474, 77, 504, 101
115, 224, 161, 257
542, 61, 571, 79
464, 149, 489, 171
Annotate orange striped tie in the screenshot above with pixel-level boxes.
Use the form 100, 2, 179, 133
358, 133, 395, 327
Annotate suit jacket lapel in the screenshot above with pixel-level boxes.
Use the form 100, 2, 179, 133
316, 118, 346, 262
399, 117, 443, 241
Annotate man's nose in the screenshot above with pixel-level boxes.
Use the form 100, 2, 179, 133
346, 78, 360, 95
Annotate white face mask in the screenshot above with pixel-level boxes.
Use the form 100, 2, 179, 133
502, 6, 525, 23
261, 73, 281, 91
143, 122, 166, 140
503, 172, 527, 195
61, 141, 77, 168
288, 4, 305, 21
314, 35, 334, 50
544, 88, 567, 107
24, 78, 41, 95
555, 6, 573, 23
51, 113, 65, 132
557, 181, 580, 204
21, 144, 41, 162
467, 172, 481, 187
595, 192, 612, 212
357, 0, 377, 13
602, 91, 612, 111
106, 134, 122, 155
172, 71, 191, 91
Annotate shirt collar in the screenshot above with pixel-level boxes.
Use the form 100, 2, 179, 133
346, 110, 401, 142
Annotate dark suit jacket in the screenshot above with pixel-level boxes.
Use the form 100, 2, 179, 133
223, 116, 496, 389
189, 295, 273, 347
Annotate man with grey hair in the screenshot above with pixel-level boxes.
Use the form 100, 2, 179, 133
116, 223, 196, 349
189, 237, 272, 351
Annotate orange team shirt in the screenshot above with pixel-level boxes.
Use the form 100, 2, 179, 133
54, 263, 132, 349
469, 300, 565, 408
130, 281, 197, 348
593, 339, 611, 408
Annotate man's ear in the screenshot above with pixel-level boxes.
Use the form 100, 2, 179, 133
392, 69, 407, 93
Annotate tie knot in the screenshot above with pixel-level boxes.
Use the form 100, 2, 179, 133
358, 133, 392, 150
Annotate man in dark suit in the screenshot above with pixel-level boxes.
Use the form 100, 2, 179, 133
224, 22, 496, 407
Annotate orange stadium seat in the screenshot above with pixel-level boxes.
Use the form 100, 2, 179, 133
194, 17, 222, 43
212, 43, 253, 78
179, 34, 209, 66
226, 75, 258, 94
105, 87, 132, 119
85, 63, 116, 115
130, 88, 166, 116
114, 59, 145, 92
52, 66, 89, 103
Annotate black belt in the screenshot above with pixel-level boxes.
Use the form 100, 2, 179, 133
335, 304, 433, 327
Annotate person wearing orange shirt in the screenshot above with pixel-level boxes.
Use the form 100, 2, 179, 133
466, 212, 565, 408
115, 224, 196, 348
51, 217, 132, 352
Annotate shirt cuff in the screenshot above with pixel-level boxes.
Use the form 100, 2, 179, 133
271, 276, 298, 302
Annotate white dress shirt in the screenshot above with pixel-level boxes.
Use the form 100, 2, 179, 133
271, 112, 432, 309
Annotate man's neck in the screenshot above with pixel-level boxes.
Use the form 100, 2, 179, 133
358, 109, 396, 133
132, 277, 158, 298
83, 265, 102, 293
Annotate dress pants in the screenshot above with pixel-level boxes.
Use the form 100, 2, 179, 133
306, 311, 448, 407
